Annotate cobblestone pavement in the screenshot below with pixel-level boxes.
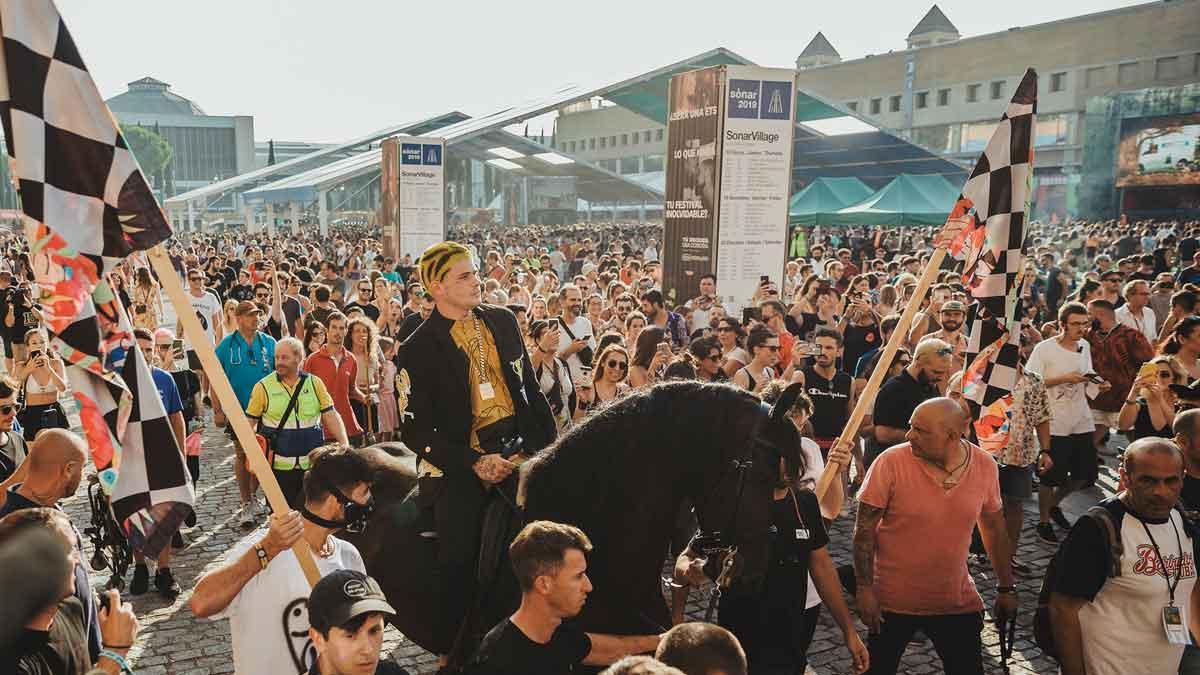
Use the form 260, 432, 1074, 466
56, 398, 1123, 674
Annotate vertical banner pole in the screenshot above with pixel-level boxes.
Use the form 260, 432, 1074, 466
146, 245, 321, 586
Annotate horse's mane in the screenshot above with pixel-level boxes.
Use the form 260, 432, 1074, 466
523, 381, 764, 523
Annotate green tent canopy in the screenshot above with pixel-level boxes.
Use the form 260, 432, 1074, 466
788, 177, 874, 225
828, 173, 962, 226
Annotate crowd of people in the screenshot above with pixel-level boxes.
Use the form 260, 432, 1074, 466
0, 215, 1197, 674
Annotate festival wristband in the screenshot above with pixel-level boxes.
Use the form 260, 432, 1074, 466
98, 649, 132, 673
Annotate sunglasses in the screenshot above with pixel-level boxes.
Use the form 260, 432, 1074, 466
0, 403, 20, 415
706, 352, 722, 361
605, 360, 628, 371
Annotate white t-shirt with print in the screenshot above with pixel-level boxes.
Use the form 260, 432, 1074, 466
1025, 337, 1095, 436
212, 535, 366, 675
184, 290, 223, 349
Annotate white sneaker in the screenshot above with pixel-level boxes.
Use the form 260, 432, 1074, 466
237, 502, 256, 528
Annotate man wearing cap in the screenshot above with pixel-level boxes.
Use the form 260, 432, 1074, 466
919, 300, 968, 371
399, 240, 556, 655
214, 300, 277, 529
307, 570, 409, 675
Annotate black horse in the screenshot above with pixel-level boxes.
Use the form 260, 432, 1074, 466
348, 381, 793, 664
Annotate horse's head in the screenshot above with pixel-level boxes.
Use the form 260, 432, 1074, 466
684, 384, 801, 592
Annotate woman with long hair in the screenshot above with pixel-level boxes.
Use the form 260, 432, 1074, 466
688, 335, 726, 383
1118, 355, 1188, 440
624, 311, 647, 351
345, 316, 381, 445
715, 317, 750, 379
591, 343, 631, 405
875, 284, 899, 318
628, 325, 671, 389
131, 267, 164, 331
222, 299, 239, 335
16, 329, 69, 441
303, 321, 327, 358
1163, 315, 1200, 382
378, 298, 405, 339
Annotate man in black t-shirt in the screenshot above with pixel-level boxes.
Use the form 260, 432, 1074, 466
467, 521, 661, 674
796, 328, 853, 457
344, 279, 380, 321
867, 339, 950, 468
228, 268, 255, 303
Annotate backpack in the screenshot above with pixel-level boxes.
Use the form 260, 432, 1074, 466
1034, 504, 1123, 660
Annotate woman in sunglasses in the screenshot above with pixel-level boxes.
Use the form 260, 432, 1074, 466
1118, 355, 1188, 440
629, 326, 672, 389
592, 344, 631, 405
733, 324, 780, 394
715, 317, 749, 380
16, 328, 69, 441
528, 320, 576, 430
303, 322, 328, 358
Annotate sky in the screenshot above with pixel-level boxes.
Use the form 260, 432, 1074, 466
57, 0, 1148, 144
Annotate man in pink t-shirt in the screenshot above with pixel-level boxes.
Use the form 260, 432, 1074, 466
853, 397, 1016, 675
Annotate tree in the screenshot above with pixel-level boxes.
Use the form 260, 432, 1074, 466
119, 124, 173, 186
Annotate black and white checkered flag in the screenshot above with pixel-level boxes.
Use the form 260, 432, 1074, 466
0, 0, 185, 553
947, 69, 1036, 450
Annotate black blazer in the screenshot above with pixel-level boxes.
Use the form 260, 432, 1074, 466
397, 304, 555, 478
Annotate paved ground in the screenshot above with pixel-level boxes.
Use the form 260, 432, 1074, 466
52, 401, 1123, 675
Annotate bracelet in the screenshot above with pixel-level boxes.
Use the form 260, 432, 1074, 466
102, 642, 133, 649
254, 543, 269, 570
997, 586, 1017, 594
1124, 399, 1138, 405
98, 649, 132, 673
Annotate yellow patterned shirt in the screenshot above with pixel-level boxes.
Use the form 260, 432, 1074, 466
449, 316, 515, 451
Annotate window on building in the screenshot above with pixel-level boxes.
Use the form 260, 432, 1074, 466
655, 129, 664, 141
937, 88, 950, 106
599, 137, 606, 149
632, 132, 639, 145
1118, 61, 1139, 85
568, 141, 575, 153
846, 101, 858, 111
589, 138, 595, 150
1155, 56, 1178, 80
620, 157, 640, 174
966, 84, 980, 103
889, 95, 901, 112
869, 98, 881, 114
643, 154, 665, 172
915, 92, 928, 109
1049, 72, 1066, 92
1085, 66, 1108, 88
621, 134, 628, 146
1033, 113, 1074, 147
990, 80, 1005, 100
644, 130, 652, 143
609, 135, 617, 146
961, 121, 999, 153
912, 124, 954, 153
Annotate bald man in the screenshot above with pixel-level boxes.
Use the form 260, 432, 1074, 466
1049, 438, 1194, 675
0, 428, 101, 660
853, 398, 1014, 675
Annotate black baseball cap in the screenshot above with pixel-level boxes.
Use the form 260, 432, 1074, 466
1170, 380, 1200, 401
307, 570, 395, 633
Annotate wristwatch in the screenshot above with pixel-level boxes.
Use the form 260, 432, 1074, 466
253, 543, 269, 570
997, 585, 1017, 594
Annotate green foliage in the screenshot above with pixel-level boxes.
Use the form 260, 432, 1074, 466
119, 124, 173, 178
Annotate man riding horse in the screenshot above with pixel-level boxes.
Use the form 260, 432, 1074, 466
397, 241, 557, 656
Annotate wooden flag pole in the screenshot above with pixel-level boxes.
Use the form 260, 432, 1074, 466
146, 245, 321, 586
814, 245, 949, 502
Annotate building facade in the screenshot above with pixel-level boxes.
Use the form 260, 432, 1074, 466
106, 77, 256, 203
554, 100, 666, 179
792, 0, 1200, 219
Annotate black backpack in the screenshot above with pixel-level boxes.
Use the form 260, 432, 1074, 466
1033, 504, 1123, 660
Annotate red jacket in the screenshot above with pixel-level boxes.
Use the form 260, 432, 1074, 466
303, 347, 363, 438
1086, 323, 1154, 412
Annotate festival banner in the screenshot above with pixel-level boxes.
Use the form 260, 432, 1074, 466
716, 66, 797, 311
384, 136, 447, 261
662, 66, 723, 305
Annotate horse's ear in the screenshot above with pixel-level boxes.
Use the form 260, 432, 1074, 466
769, 382, 805, 421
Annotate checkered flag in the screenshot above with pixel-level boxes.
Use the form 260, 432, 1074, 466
948, 69, 1036, 446
0, 0, 173, 467
111, 324, 194, 558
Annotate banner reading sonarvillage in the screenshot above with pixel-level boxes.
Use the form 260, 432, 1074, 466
716, 66, 797, 311
383, 136, 447, 261
662, 66, 723, 306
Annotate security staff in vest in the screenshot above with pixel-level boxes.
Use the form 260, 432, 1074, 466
247, 337, 349, 507
399, 241, 556, 653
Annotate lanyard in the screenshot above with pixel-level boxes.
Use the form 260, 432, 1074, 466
1139, 514, 1184, 606
788, 488, 808, 531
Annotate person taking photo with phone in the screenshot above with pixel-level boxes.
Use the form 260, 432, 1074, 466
15, 328, 68, 442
